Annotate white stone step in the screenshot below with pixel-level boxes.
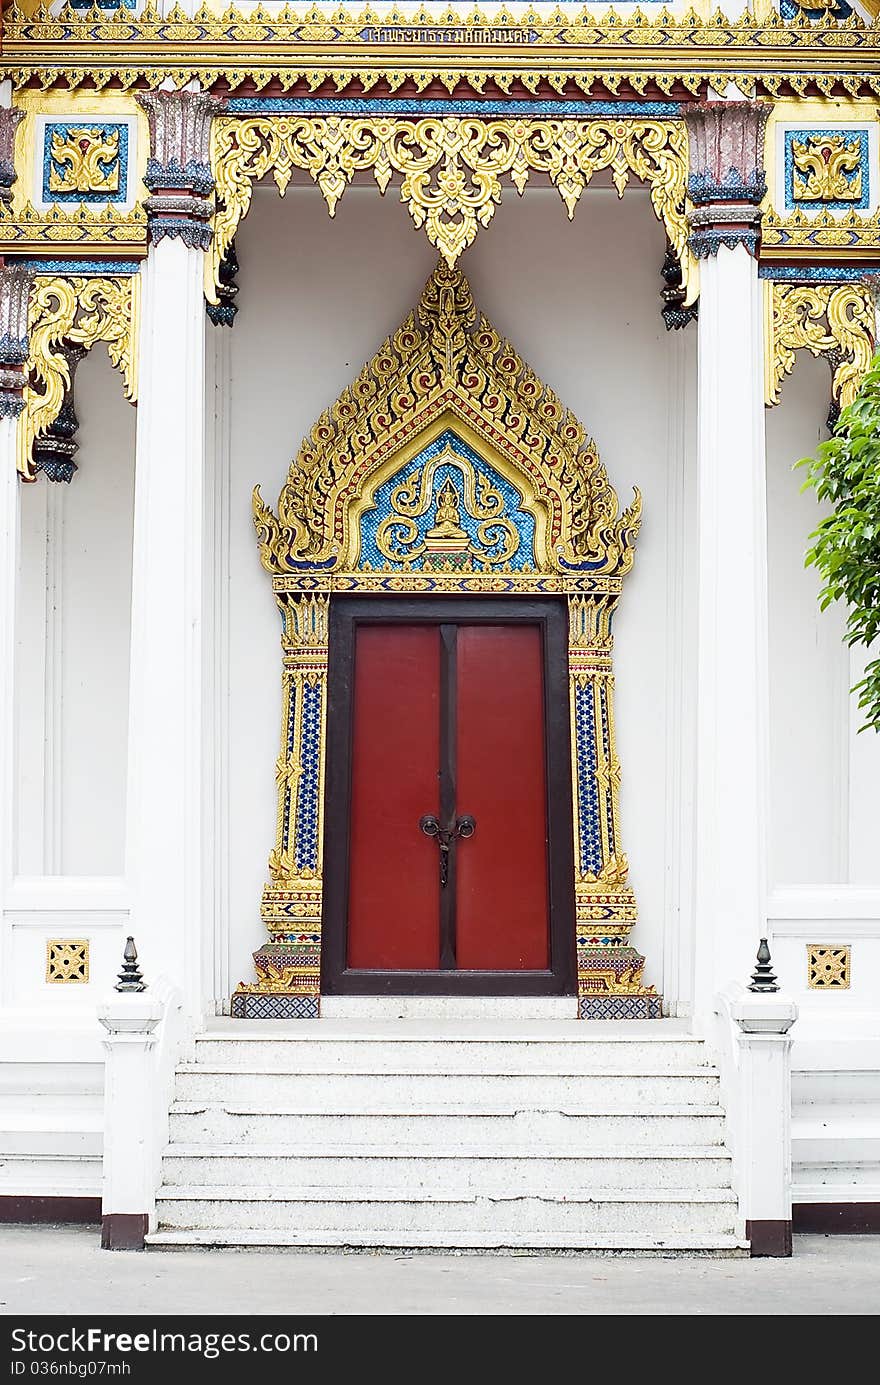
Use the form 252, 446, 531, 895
193, 1029, 711, 1075
160, 1145, 733, 1194
0, 1153, 102, 1194
155, 1185, 739, 1237
0, 1113, 103, 1157
146, 1227, 749, 1254
160, 1027, 737, 1252
167, 1103, 727, 1150
174, 1068, 719, 1107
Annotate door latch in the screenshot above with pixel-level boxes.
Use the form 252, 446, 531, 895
419, 814, 476, 887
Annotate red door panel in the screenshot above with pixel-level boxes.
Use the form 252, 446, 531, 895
455, 625, 550, 970
346, 625, 441, 969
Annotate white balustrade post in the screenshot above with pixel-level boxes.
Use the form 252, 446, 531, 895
0, 259, 33, 909
98, 939, 163, 1250
685, 101, 772, 1023
731, 941, 797, 1256
125, 89, 224, 1018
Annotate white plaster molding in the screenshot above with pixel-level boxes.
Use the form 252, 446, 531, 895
661, 327, 696, 1018
767, 885, 880, 921
203, 325, 232, 1014
43, 483, 63, 874
3, 875, 129, 911
0, 417, 20, 1003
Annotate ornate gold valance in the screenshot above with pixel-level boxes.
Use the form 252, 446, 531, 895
210, 113, 688, 292
5, 5, 880, 98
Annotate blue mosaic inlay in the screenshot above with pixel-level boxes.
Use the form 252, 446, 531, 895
281, 679, 298, 855
599, 681, 614, 851
759, 264, 880, 282
783, 127, 870, 212
42, 122, 129, 205
780, 0, 851, 17
20, 259, 141, 276
227, 98, 681, 118
574, 681, 603, 877
359, 429, 536, 572
294, 682, 323, 873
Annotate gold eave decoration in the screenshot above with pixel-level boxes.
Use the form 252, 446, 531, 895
4, 4, 880, 95
20, 274, 140, 480
0, 201, 147, 256
761, 207, 880, 260
764, 279, 875, 413
254, 257, 640, 585
209, 114, 688, 291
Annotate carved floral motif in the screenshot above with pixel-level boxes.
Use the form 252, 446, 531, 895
253, 260, 641, 583
210, 115, 688, 290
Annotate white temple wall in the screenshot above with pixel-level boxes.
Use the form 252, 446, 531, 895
0, 346, 135, 1200
1, 180, 878, 1204
766, 351, 848, 890
13, 346, 134, 884
223, 181, 696, 1010
765, 350, 880, 1206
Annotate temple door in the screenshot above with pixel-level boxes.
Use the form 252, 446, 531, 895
322, 599, 576, 995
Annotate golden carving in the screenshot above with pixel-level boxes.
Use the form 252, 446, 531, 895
374, 442, 519, 567
245, 258, 654, 1014
210, 115, 688, 291
47, 125, 121, 196
254, 259, 640, 585
807, 944, 851, 989
5, 4, 880, 103
266, 590, 329, 898
45, 939, 89, 984
21, 274, 140, 480
0, 200, 147, 255
762, 206, 880, 258
791, 135, 863, 204
766, 281, 875, 414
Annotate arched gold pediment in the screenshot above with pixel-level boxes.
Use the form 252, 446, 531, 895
253, 260, 640, 588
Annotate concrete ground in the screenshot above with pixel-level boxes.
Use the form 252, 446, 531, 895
0, 1227, 878, 1314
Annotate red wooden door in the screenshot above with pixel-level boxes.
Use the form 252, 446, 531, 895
345, 621, 550, 976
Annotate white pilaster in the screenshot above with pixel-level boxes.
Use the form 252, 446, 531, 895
692, 245, 769, 1021
0, 266, 34, 959
203, 323, 232, 1013
0, 418, 20, 915
126, 239, 208, 1018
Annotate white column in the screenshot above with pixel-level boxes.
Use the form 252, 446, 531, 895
126, 89, 224, 1021
126, 239, 207, 1019
685, 102, 771, 1023
692, 248, 769, 1016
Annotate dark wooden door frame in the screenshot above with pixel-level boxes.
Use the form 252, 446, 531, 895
321, 597, 577, 996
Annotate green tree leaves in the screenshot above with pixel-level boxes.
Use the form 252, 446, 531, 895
798, 354, 880, 733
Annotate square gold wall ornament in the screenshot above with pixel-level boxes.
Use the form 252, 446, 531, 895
807, 944, 851, 990
45, 939, 89, 984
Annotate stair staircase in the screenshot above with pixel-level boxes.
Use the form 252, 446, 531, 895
147, 1019, 747, 1253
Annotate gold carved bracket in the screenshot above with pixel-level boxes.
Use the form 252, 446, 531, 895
764, 279, 875, 415
20, 274, 140, 480
209, 115, 689, 299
